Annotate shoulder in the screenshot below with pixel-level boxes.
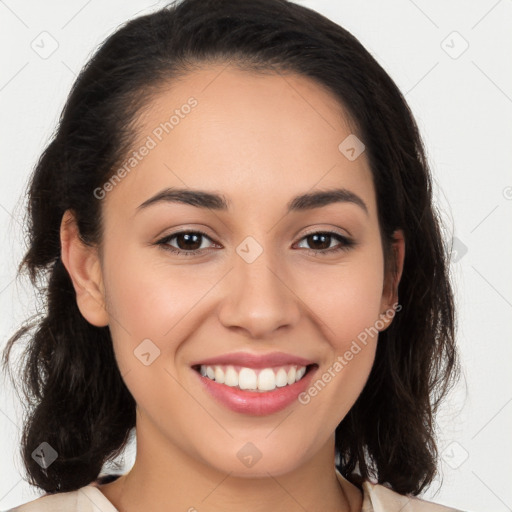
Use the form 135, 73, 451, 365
5, 485, 118, 512
361, 480, 463, 512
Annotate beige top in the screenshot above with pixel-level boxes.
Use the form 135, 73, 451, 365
6, 471, 462, 511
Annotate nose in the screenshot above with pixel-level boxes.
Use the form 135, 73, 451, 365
217, 245, 301, 339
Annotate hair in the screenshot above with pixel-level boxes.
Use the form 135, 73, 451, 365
2, 0, 459, 497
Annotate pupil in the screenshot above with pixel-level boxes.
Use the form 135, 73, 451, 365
178, 233, 201, 250
309, 233, 330, 250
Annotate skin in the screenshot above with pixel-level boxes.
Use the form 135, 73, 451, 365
60, 63, 404, 512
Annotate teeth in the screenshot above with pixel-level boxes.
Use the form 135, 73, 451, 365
287, 366, 296, 385
214, 366, 225, 384
275, 368, 288, 387
239, 368, 257, 390
225, 366, 238, 387
258, 368, 276, 391
198, 364, 309, 391
296, 366, 306, 381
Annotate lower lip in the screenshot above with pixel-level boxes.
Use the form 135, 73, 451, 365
194, 366, 318, 416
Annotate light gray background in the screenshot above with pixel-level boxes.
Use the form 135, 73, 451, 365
1, 1, 511, 511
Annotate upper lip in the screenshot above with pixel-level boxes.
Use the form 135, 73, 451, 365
191, 351, 315, 369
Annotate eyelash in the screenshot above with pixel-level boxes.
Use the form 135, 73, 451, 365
155, 229, 355, 257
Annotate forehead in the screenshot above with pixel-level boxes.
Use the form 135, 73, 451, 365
103, 64, 376, 218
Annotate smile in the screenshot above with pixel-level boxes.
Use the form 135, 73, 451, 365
195, 364, 310, 392
192, 363, 318, 415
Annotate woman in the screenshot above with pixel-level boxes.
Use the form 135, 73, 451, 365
2, 0, 461, 510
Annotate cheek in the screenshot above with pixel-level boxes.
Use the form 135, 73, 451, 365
291, 250, 384, 412
101, 247, 204, 426
103, 242, 211, 335
295, 251, 385, 349
102, 241, 226, 387
294, 266, 383, 432
101, 245, 172, 367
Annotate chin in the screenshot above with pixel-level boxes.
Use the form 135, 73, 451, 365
201, 444, 310, 479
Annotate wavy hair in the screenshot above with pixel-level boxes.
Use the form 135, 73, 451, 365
2, 0, 459, 496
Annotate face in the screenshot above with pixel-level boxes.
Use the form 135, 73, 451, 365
65, 64, 402, 478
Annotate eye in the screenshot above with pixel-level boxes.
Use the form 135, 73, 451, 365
155, 229, 355, 257
295, 231, 355, 255
156, 230, 217, 256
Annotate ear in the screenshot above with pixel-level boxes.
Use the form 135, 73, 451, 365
60, 209, 109, 327
378, 229, 405, 331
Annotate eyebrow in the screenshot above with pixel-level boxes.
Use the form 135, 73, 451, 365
136, 187, 368, 215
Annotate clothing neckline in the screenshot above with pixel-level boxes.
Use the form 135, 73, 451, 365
80, 484, 120, 511
86, 470, 366, 512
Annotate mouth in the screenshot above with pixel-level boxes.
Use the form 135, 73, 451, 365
190, 351, 319, 415
191, 363, 318, 392
192, 362, 319, 415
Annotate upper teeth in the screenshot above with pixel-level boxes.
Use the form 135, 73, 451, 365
199, 364, 307, 392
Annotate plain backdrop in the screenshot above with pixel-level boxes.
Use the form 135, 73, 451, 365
1, 1, 511, 511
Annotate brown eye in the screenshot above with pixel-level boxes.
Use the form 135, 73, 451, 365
173, 232, 203, 250
156, 230, 216, 256
296, 231, 355, 255
304, 233, 333, 250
